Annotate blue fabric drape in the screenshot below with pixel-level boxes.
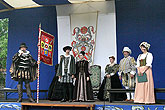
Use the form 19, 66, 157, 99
116, 0, 165, 99
6, 6, 58, 99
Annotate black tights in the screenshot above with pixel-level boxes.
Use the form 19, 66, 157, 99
18, 79, 29, 85
62, 83, 73, 100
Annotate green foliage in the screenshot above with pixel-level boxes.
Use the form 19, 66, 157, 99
0, 18, 8, 69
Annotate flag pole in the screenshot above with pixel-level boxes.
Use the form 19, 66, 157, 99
37, 23, 41, 103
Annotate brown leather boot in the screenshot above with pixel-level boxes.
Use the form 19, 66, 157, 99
17, 84, 23, 102
25, 83, 35, 102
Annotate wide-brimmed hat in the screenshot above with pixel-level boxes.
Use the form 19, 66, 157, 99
63, 46, 72, 52
139, 42, 150, 51
19, 43, 28, 49
122, 47, 132, 54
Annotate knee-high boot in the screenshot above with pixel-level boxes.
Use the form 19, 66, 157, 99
25, 83, 35, 102
17, 84, 23, 102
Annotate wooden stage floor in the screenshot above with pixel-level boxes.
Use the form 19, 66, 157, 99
1, 99, 165, 105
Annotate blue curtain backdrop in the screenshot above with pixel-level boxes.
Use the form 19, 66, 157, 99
5, 6, 58, 99
115, 0, 165, 99
0, 11, 10, 19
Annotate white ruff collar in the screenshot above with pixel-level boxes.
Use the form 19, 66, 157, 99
18, 50, 30, 56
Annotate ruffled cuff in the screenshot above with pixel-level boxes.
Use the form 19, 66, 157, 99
136, 64, 140, 68
118, 72, 122, 76
110, 73, 115, 76
146, 63, 152, 67
130, 71, 136, 75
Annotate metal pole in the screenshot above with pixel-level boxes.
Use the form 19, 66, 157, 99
37, 23, 41, 103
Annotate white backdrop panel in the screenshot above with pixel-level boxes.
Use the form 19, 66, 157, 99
57, 16, 72, 61
94, 13, 116, 79
57, 1, 116, 80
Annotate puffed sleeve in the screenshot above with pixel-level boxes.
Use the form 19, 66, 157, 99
75, 62, 79, 78
136, 55, 141, 68
146, 53, 153, 67
56, 55, 64, 77
12, 53, 20, 63
118, 60, 122, 76
105, 65, 109, 74
86, 61, 90, 77
72, 56, 76, 75
129, 57, 136, 75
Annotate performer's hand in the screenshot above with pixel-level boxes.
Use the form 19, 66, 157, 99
119, 76, 122, 80
138, 72, 141, 76
138, 71, 143, 76
37, 72, 40, 76
9, 68, 13, 73
18, 50, 24, 56
141, 72, 144, 76
60, 55, 63, 60
130, 74, 134, 78
72, 75, 74, 78
37, 61, 40, 64
87, 77, 89, 81
106, 74, 111, 78
38, 42, 40, 47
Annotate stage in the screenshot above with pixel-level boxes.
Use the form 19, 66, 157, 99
1, 100, 165, 110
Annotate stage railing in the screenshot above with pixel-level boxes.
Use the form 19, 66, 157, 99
93, 88, 165, 93
107, 88, 165, 93
1, 88, 165, 101
93, 88, 165, 102
0, 89, 48, 100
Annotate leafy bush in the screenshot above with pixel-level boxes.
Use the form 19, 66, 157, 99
0, 18, 8, 69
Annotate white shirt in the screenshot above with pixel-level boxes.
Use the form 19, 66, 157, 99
136, 52, 153, 68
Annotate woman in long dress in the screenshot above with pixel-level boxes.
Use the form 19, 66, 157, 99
98, 56, 126, 102
48, 64, 63, 101
73, 51, 94, 102
134, 42, 155, 104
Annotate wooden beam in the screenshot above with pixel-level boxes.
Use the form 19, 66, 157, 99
21, 103, 95, 108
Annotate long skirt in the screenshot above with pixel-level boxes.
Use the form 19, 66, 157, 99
98, 74, 127, 101
134, 67, 155, 103
73, 72, 94, 101
48, 76, 63, 100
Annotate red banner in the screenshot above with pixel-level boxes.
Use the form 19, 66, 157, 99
39, 30, 54, 66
